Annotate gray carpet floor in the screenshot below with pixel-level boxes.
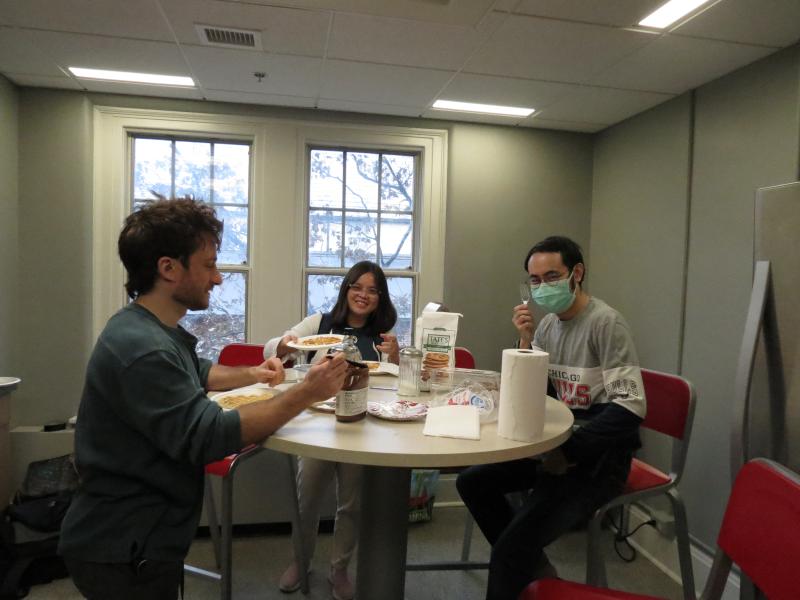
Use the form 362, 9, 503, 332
28, 505, 682, 599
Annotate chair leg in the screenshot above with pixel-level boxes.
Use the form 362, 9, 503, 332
205, 475, 222, 569
221, 474, 233, 600
460, 513, 475, 562
586, 508, 608, 587
286, 454, 310, 594
667, 489, 696, 600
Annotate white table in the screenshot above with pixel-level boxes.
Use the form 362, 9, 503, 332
263, 375, 574, 600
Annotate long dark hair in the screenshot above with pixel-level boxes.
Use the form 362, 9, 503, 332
329, 261, 397, 336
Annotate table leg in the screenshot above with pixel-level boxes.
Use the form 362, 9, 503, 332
356, 466, 410, 600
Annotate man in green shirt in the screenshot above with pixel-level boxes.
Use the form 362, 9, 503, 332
59, 198, 348, 599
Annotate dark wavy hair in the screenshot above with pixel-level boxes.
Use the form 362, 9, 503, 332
118, 197, 223, 299
329, 261, 397, 336
523, 235, 586, 283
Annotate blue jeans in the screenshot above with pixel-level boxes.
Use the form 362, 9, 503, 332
456, 450, 631, 600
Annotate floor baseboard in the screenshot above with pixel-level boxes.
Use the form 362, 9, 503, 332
627, 505, 739, 600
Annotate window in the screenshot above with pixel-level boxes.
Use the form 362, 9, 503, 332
131, 135, 251, 359
306, 148, 416, 346
94, 108, 446, 359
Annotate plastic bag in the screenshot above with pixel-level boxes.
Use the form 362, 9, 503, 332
408, 469, 440, 523
431, 381, 498, 423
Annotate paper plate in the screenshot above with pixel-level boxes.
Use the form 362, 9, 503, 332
362, 361, 399, 376
309, 397, 337, 413
212, 387, 277, 410
367, 400, 428, 421
287, 334, 345, 351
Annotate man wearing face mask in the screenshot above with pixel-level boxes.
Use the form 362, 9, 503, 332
456, 235, 646, 600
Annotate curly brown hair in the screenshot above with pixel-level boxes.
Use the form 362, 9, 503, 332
118, 197, 223, 299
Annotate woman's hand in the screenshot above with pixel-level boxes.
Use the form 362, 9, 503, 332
377, 333, 400, 364
250, 357, 286, 387
276, 334, 298, 358
512, 303, 534, 349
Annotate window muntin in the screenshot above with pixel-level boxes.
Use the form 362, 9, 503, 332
306, 148, 417, 346
130, 135, 251, 360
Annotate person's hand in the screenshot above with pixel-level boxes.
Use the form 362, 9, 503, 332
540, 448, 570, 475
302, 352, 348, 401
250, 357, 285, 387
276, 334, 298, 358
512, 303, 534, 348
377, 333, 400, 364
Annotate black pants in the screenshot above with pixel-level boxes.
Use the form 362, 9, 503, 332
456, 451, 631, 600
64, 557, 183, 600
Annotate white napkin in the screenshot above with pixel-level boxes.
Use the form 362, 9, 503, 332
423, 405, 481, 440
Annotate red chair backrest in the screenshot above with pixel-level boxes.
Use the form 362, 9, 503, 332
717, 459, 800, 600
640, 369, 693, 440
454, 347, 476, 369
218, 343, 265, 367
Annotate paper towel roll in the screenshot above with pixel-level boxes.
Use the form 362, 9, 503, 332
498, 348, 549, 442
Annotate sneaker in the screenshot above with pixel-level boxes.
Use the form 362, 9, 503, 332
278, 561, 307, 593
328, 566, 354, 600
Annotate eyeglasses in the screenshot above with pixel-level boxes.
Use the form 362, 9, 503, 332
528, 270, 572, 290
348, 283, 381, 297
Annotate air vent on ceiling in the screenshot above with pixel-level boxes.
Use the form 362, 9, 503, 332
195, 24, 263, 50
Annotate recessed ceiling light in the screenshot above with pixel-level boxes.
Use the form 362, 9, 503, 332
638, 0, 713, 29
68, 67, 195, 87
432, 99, 534, 118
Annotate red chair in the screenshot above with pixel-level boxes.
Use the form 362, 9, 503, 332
454, 346, 476, 369
522, 458, 800, 600
184, 343, 308, 599
585, 369, 696, 599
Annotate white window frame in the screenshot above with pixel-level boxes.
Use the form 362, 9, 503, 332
93, 106, 447, 346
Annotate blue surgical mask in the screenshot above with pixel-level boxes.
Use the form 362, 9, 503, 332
531, 272, 576, 314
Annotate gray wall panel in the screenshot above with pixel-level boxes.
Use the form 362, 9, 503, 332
590, 94, 692, 374
682, 44, 800, 546
16, 89, 94, 426
446, 124, 593, 371
0, 76, 19, 377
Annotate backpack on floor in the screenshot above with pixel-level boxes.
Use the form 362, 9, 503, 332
0, 455, 78, 599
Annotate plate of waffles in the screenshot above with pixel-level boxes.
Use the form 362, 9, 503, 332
213, 387, 278, 410
287, 334, 345, 351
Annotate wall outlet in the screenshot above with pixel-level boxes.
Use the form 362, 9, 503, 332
649, 507, 675, 539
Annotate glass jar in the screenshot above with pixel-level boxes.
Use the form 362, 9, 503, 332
332, 335, 369, 422
398, 347, 423, 396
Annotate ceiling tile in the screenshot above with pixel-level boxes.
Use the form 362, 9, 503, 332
204, 88, 316, 108
521, 116, 605, 133
25, 30, 191, 76
436, 72, 575, 111
591, 33, 776, 94
231, 0, 496, 27
183, 45, 322, 96
464, 14, 653, 84
5, 73, 84, 90
317, 98, 422, 117
420, 107, 525, 126
510, 0, 665, 28
0, 0, 173, 41
0, 27, 64, 76
675, 0, 800, 48
160, 0, 330, 57
327, 12, 482, 70
535, 85, 673, 126
319, 59, 453, 107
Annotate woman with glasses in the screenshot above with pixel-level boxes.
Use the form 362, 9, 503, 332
264, 260, 399, 600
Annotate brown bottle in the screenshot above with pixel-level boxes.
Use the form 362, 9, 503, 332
334, 334, 369, 422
